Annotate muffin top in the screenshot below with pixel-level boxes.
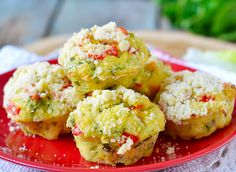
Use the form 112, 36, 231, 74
67, 86, 165, 144
3, 62, 83, 122
58, 22, 150, 82
158, 70, 235, 124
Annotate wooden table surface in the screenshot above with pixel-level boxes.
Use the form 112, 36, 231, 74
2, 0, 236, 55
24, 31, 236, 58
0, 0, 159, 47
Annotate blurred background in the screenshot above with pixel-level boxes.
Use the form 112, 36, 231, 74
1, 0, 236, 48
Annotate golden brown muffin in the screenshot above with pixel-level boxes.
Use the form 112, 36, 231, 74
3, 62, 83, 140
67, 86, 165, 165
58, 22, 150, 94
157, 70, 236, 140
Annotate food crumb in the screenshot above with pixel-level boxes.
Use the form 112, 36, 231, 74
166, 146, 175, 155
19, 144, 28, 152
8, 122, 20, 132
90, 165, 99, 169
24, 132, 36, 138
1, 147, 12, 154
160, 157, 165, 162
17, 154, 25, 159
153, 156, 157, 163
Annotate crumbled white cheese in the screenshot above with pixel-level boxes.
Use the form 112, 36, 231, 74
148, 113, 156, 120
73, 29, 89, 42
59, 22, 134, 63
92, 22, 127, 42
129, 47, 137, 54
159, 70, 224, 123
94, 60, 99, 65
92, 22, 116, 41
85, 43, 111, 56
166, 146, 175, 155
117, 137, 134, 155
95, 67, 103, 75
70, 86, 160, 143
3, 62, 81, 122
118, 40, 130, 52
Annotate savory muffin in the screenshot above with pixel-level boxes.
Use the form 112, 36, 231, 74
58, 22, 150, 94
131, 56, 171, 101
67, 86, 165, 166
3, 62, 83, 140
157, 70, 236, 140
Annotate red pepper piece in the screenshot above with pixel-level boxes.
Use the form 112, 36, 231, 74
134, 83, 142, 88
105, 45, 118, 57
88, 54, 105, 60
129, 104, 144, 110
62, 77, 72, 89
62, 83, 72, 89
30, 94, 41, 101
132, 83, 142, 92
200, 95, 215, 102
85, 92, 93, 97
72, 126, 83, 136
6, 102, 20, 115
88, 45, 118, 61
118, 27, 129, 35
123, 132, 139, 143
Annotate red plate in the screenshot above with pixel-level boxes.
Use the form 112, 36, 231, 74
0, 59, 235, 172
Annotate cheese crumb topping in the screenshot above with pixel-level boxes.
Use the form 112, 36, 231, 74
67, 86, 165, 142
159, 71, 224, 123
118, 39, 130, 51
4, 62, 82, 122
92, 22, 127, 42
117, 137, 134, 155
60, 22, 131, 62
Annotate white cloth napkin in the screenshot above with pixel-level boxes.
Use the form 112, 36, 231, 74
0, 46, 235, 172
151, 48, 236, 85
0, 45, 57, 74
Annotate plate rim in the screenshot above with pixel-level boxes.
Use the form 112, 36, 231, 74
0, 129, 235, 172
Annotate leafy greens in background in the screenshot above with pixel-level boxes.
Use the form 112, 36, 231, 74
155, 0, 236, 42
